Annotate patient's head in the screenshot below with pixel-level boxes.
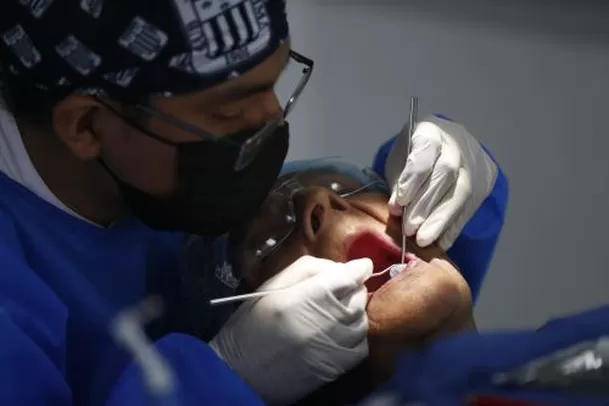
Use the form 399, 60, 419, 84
231, 159, 473, 351
233, 160, 400, 289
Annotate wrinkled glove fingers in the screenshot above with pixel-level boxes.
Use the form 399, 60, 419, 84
400, 175, 431, 237
416, 167, 471, 248
437, 209, 468, 251
404, 138, 462, 236
338, 287, 369, 327
302, 257, 370, 316
389, 122, 443, 210
302, 280, 368, 350
314, 334, 369, 381
393, 141, 440, 207
321, 291, 369, 350
324, 258, 373, 299
315, 261, 371, 319
385, 121, 413, 185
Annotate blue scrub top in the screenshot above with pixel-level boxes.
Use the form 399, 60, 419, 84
0, 132, 508, 405
0, 172, 264, 406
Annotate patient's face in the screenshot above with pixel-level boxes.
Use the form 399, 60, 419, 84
239, 184, 403, 286
232, 168, 473, 354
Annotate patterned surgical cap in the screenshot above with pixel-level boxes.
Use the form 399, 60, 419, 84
0, 0, 289, 100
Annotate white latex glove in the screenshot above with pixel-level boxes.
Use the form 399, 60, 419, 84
385, 114, 498, 250
209, 255, 373, 405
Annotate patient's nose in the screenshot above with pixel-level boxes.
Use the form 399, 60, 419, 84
293, 187, 350, 239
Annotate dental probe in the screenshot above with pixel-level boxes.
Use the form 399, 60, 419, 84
401, 96, 418, 264
209, 264, 409, 306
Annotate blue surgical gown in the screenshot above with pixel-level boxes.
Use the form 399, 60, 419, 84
0, 134, 507, 405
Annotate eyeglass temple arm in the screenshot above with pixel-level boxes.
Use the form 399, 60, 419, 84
284, 50, 314, 119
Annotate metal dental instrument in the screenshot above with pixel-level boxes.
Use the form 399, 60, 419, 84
401, 96, 418, 264
210, 263, 409, 307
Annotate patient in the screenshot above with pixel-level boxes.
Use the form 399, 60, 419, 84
228, 158, 475, 405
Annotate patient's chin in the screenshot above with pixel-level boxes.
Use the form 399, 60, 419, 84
374, 219, 473, 336
364, 259, 473, 377
368, 259, 471, 336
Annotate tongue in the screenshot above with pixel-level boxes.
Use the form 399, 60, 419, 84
347, 231, 402, 292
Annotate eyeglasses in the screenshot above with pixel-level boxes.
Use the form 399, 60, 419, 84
131, 50, 314, 171
237, 158, 389, 273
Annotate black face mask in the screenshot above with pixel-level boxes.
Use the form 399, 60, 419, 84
102, 123, 289, 236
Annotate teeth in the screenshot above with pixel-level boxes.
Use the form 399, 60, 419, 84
389, 264, 407, 278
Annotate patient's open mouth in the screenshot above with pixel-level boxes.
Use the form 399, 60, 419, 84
346, 231, 407, 292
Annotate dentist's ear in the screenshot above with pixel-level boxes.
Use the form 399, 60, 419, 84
52, 95, 104, 160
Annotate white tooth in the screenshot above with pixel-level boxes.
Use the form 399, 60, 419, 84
389, 264, 407, 278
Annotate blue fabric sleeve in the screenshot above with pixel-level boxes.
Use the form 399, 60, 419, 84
372, 135, 509, 301
0, 311, 71, 406
382, 305, 609, 406
0, 214, 71, 405
106, 333, 266, 406
0, 210, 263, 406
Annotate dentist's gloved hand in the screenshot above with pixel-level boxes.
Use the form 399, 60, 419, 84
385, 114, 498, 250
210, 255, 373, 405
